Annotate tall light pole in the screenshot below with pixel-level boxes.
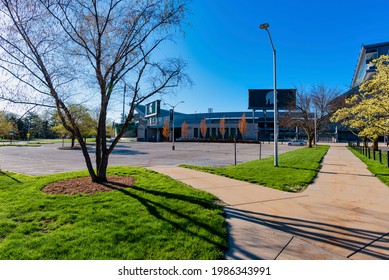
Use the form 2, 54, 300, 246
314, 109, 317, 150
164, 101, 184, 150
259, 22, 278, 167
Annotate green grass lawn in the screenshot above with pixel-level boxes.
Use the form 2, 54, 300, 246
348, 147, 389, 187
181, 145, 329, 192
0, 167, 227, 260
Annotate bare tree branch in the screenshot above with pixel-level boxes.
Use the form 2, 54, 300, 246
0, 0, 189, 182
280, 84, 340, 147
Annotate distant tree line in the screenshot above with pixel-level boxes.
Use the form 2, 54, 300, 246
0, 110, 57, 140
0, 105, 101, 146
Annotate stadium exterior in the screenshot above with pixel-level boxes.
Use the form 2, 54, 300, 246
335, 41, 389, 142
351, 42, 389, 88
132, 104, 311, 143
115, 41, 389, 143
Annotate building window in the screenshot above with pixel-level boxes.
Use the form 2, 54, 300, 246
365, 49, 377, 62
194, 127, 199, 139
230, 128, 236, 138
211, 127, 217, 138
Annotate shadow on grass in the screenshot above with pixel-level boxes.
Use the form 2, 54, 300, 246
277, 165, 319, 172
99, 180, 227, 251
0, 170, 22, 183
130, 185, 217, 210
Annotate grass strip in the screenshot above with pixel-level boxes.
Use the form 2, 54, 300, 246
348, 147, 389, 187
0, 167, 227, 260
181, 145, 329, 192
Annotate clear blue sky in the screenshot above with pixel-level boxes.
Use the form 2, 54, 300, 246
158, 0, 389, 114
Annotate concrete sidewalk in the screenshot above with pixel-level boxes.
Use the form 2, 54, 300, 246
149, 144, 389, 260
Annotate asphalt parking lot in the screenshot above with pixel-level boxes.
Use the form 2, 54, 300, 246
0, 141, 302, 175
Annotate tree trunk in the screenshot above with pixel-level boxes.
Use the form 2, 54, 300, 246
96, 155, 109, 183
308, 135, 313, 148
363, 136, 367, 148
76, 136, 98, 182
71, 134, 75, 148
0, 0, 188, 185
373, 137, 379, 151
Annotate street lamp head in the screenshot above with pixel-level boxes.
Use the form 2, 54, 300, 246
164, 101, 184, 108
259, 23, 269, 29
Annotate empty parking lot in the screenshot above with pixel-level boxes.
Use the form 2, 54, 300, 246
0, 141, 302, 175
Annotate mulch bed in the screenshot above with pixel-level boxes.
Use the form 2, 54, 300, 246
43, 176, 136, 195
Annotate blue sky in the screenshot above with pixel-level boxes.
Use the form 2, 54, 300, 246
157, 0, 389, 115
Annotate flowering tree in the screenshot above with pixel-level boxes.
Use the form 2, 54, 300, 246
331, 55, 389, 150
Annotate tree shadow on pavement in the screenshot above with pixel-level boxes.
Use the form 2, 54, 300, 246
225, 207, 389, 260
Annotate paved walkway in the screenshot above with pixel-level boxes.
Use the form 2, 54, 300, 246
149, 144, 389, 260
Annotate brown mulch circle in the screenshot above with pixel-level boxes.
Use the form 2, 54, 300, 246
43, 176, 136, 195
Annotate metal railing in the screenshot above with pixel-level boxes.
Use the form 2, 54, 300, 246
349, 143, 389, 168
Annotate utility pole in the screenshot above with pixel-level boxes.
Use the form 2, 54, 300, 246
122, 84, 126, 124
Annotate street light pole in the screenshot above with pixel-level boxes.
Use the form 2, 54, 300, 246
164, 101, 184, 150
314, 109, 317, 150
259, 23, 278, 167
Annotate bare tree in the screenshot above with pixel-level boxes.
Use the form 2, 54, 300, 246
0, 0, 189, 182
280, 84, 340, 148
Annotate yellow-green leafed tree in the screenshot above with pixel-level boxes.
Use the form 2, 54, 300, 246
53, 104, 97, 148
238, 113, 248, 140
0, 111, 13, 138
331, 55, 389, 150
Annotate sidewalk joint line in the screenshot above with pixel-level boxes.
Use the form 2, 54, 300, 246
347, 231, 389, 259
274, 236, 295, 260
231, 195, 309, 207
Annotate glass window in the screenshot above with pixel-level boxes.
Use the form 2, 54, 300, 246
365, 49, 377, 61
194, 128, 198, 139
230, 128, 236, 137
211, 127, 217, 137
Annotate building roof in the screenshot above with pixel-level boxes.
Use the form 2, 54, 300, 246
351, 41, 389, 88
135, 104, 186, 118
